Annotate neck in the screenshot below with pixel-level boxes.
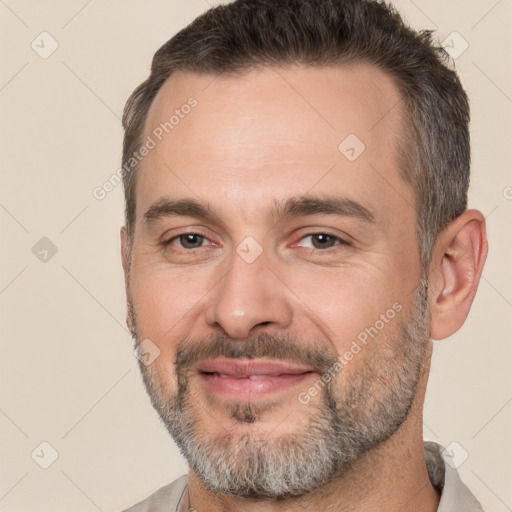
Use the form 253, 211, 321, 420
187, 349, 440, 512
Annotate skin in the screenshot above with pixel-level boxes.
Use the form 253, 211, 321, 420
121, 64, 488, 511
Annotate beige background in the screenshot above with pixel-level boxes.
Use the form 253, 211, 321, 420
1, 1, 511, 511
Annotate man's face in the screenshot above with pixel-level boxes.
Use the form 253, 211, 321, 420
123, 64, 430, 498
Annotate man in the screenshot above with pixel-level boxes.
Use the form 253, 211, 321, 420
119, 0, 488, 510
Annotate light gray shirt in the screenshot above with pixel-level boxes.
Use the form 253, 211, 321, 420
121, 441, 484, 511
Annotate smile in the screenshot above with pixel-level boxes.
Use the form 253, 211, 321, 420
196, 358, 316, 398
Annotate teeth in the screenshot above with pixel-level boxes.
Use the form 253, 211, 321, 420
218, 373, 268, 380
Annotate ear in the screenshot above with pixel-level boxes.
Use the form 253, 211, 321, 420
120, 226, 131, 299
429, 209, 488, 340
121, 226, 136, 335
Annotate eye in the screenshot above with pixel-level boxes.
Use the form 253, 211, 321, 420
296, 233, 348, 250
165, 233, 211, 250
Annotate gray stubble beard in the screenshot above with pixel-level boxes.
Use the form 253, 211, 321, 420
131, 277, 430, 500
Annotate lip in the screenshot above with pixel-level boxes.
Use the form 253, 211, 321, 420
197, 357, 314, 376
196, 358, 316, 398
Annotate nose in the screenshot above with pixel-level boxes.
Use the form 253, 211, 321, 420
205, 248, 294, 339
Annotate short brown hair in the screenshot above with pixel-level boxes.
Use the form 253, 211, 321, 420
122, 0, 470, 266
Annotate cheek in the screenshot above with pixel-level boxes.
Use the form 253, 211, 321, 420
130, 265, 209, 356
281, 264, 406, 354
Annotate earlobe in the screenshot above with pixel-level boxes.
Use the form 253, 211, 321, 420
429, 210, 488, 340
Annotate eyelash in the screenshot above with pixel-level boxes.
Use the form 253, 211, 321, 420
163, 231, 350, 252
163, 231, 213, 250
301, 233, 351, 251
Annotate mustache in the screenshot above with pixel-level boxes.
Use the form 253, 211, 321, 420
174, 332, 339, 375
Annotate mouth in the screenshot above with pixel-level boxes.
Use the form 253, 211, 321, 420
196, 358, 316, 398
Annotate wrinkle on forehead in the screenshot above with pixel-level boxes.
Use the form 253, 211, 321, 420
137, 62, 413, 232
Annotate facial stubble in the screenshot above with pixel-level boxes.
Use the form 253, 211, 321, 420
128, 277, 430, 500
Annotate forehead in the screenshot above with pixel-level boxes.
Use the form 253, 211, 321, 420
136, 63, 413, 226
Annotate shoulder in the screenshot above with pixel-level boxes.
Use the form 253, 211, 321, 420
120, 474, 188, 512
424, 441, 484, 512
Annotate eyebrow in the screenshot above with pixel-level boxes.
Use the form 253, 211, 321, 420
143, 198, 221, 226
142, 195, 375, 227
273, 195, 375, 224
